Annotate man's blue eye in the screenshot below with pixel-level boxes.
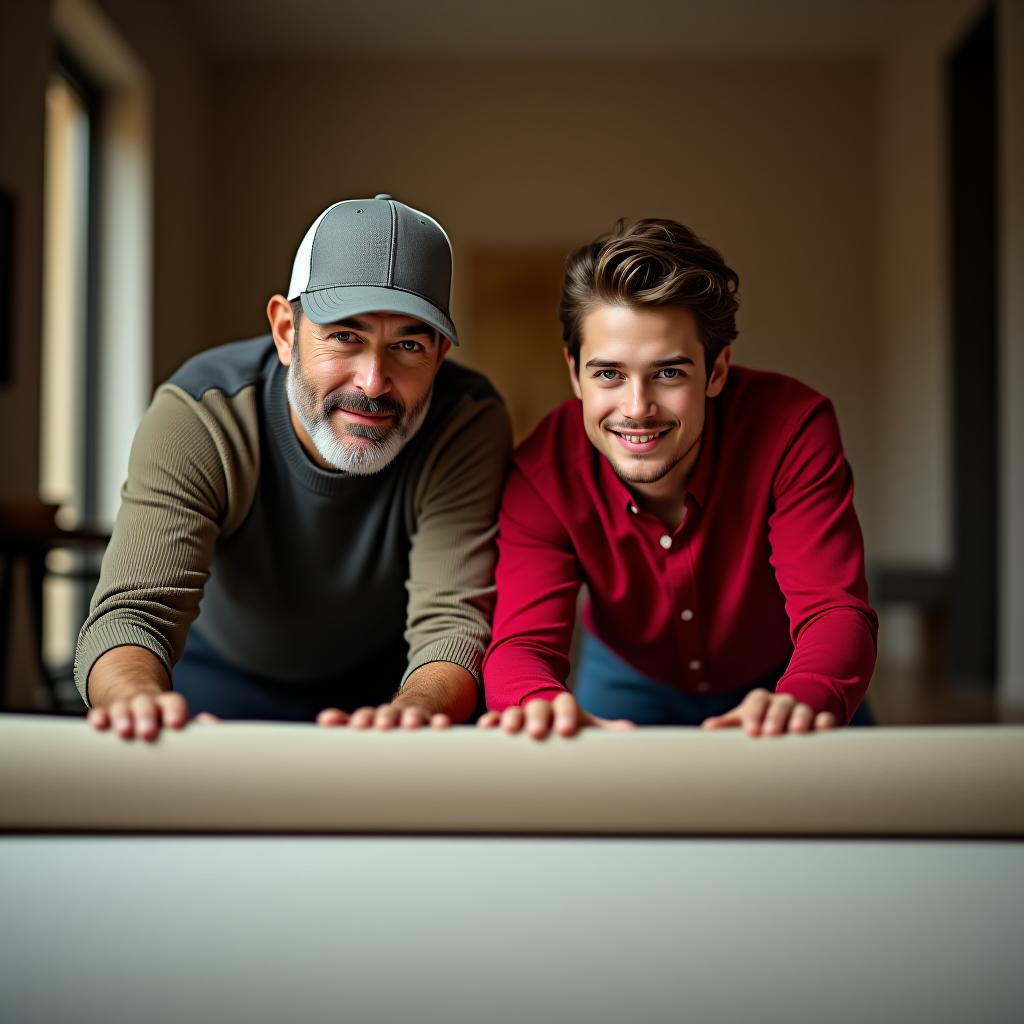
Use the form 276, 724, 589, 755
598, 370, 619, 381
399, 341, 423, 352
331, 331, 356, 342
658, 368, 682, 379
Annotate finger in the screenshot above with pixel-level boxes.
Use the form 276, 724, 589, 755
552, 692, 581, 737
701, 708, 745, 729
525, 699, 554, 740
501, 705, 525, 734
476, 711, 501, 729
761, 694, 796, 737
87, 707, 110, 731
400, 706, 427, 730
193, 712, 221, 724
107, 699, 133, 738
815, 711, 838, 731
350, 706, 376, 730
430, 713, 451, 729
738, 689, 773, 737
130, 693, 161, 742
316, 707, 350, 727
156, 692, 189, 730
788, 703, 815, 734
375, 704, 400, 731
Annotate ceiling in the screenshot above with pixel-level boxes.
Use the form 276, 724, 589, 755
177, 0, 924, 59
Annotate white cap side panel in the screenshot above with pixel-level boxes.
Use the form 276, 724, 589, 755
287, 201, 346, 299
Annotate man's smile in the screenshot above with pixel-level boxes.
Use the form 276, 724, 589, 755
608, 426, 672, 454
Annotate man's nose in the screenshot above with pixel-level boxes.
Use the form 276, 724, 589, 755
353, 352, 390, 398
621, 380, 656, 421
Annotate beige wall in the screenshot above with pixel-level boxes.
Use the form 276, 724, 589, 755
204, 57, 880, 543
875, 0, 987, 568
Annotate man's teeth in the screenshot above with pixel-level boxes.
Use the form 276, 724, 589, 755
621, 433, 661, 443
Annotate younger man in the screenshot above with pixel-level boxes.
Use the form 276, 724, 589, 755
480, 219, 876, 738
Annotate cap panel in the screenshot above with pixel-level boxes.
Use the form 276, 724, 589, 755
306, 201, 392, 291
287, 201, 346, 299
392, 204, 453, 312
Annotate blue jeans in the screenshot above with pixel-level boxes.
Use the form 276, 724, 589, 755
574, 631, 875, 726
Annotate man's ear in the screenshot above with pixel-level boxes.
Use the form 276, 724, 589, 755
563, 347, 583, 400
268, 294, 297, 367
705, 344, 732, 399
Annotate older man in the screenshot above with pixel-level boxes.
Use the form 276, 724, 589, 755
79, 194, 510, 739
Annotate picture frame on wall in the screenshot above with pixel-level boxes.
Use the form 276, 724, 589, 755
0, 187, 13, 386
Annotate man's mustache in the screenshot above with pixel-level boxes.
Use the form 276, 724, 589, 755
322, 390, 405, 419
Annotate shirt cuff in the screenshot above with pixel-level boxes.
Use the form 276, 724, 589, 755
401, 635, 486, 690
74, 618, 174, 708
774, 675, 850, 724
516, 684, 569, 706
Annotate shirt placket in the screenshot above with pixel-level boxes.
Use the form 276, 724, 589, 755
627, 497, 707, 692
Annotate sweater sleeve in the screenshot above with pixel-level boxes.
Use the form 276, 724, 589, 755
401, 396, 513, 689
768, 398, 878, 724
481, 462, 581, 711
73, 384, 258, 705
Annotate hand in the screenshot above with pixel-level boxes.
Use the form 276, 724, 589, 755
701, 688, 837, 737
476, 691, 634, 739
86, 690, 217, 742
316, 704, 452, 730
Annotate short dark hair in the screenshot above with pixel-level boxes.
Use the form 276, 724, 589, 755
290, 298, 303, 332
558, 218, 740, 377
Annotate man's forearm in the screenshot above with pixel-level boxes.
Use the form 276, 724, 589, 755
87, 646, 172, 708
395, 661, 478, 722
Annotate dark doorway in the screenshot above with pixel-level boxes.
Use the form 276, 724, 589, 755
948, 5, 999, 688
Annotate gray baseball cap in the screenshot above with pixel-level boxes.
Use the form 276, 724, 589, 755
287, 194, 459, 344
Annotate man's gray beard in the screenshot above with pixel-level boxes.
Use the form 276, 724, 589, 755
286, 350, 431, 475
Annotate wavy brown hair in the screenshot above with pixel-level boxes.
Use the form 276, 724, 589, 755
559, 218, 740, 377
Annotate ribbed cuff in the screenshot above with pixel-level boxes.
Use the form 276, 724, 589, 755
74, 619, 173, 708
401, 634, 486, 690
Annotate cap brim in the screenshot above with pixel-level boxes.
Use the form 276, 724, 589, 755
301, 285, 459, 345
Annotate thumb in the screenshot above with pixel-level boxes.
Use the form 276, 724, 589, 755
588, 712, 636, 730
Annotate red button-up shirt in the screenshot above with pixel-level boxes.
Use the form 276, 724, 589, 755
482, 365, 877, 724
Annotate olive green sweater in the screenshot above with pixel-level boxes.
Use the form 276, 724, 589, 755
74, 336, 512, 705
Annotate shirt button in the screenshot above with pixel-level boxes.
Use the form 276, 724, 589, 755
680, 609, 694, 621
696, 681, 711, 693
629, 504, 639, 515
688, 659, 702, 671
659, 535, 672, 549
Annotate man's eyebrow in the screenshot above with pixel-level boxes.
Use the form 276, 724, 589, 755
583, 355, 696, 369
320, 318, 370, 331
652, 355, 696, 368
396, 323, 438, 341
